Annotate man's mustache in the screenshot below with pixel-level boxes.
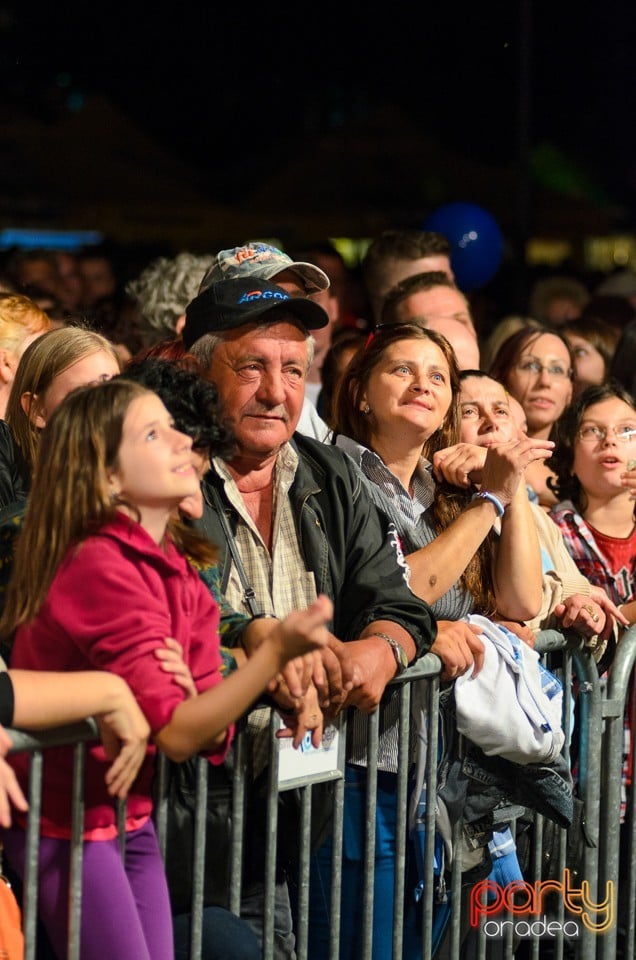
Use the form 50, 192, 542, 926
242, 404, 289, 422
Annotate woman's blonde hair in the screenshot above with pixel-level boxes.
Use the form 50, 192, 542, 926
0, 293, 51, 354
5, 326, 121, 472
1, 378, 217, 635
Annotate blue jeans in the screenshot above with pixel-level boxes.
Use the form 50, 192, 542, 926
308, 764, 398, 960
173, 907, 261, 960
239, 879, 297, 960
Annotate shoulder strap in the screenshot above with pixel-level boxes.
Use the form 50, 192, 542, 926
209, 486, 263, 618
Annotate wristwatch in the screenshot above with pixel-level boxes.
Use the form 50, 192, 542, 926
370, 632, 409, 676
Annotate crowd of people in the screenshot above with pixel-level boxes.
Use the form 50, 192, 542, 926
0, 230, 633, 959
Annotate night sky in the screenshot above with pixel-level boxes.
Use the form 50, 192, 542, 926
2, 3, 636, 227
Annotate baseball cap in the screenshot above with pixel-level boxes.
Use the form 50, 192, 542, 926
183, 277, 329, 350
198, 243, 330, 295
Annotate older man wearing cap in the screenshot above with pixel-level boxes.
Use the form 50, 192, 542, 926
182, 276, 437, 958
198, 242, 337, 437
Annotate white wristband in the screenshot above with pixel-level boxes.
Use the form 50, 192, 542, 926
471, 490, 505, 517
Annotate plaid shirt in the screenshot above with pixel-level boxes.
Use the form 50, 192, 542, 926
550, 499, 635, 819
212, 445, 317, 619
549, 500, 636, 605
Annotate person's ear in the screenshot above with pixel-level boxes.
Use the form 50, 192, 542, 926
106, 469, 122, 500
20, 392, 47, 430
0, 349, 16, 386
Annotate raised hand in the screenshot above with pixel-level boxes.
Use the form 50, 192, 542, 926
433, 438, 554, 506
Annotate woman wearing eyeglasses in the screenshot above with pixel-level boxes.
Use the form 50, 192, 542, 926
548, 380, 636, 627
489, 326, 576, 510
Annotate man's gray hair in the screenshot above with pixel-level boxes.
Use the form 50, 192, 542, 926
126, 252, 214, 338
189, 315, 315, 372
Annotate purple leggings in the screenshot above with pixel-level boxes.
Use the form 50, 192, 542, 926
4, 819, 173, 960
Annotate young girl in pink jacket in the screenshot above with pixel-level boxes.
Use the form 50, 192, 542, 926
0, 378, 330, 960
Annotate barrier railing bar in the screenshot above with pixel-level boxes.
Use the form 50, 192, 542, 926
229, 723, 248, 915
598, 625, 636, 960
295, 785, 312, 960
263, 712, 281, 960
23, 750, 42, 960
186, 754, 207, 959
67, 740, 86, 960
392, 681, 411, 960
422, 676, 440, 960
328, 714, 346, 960
361, 707, 379, 960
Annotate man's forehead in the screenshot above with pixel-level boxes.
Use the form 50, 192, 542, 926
461, 377, 508, 404
218, 321, 309, 353
405, 286, 469, 315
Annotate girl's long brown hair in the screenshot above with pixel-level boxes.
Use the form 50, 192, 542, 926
1, 379, 217, 637
333, 323, 496, 613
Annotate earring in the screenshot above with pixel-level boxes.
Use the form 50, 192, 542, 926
363, 404, 371, 415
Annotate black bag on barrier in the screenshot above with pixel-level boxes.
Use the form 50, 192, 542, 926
156, 756, 234, 915
156, 752, 324, 915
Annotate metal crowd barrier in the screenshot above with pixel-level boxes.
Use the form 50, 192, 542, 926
7, 718, 101, 960
5, 627, 636, 959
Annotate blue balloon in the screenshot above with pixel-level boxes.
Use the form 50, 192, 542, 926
422, 202, 504, 291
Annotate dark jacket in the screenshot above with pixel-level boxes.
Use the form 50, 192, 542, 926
197, 433, 436, 658
0, 421, 30, 511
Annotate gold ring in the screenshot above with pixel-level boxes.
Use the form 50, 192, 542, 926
584, 604, 594, 616
592, 613, 600, 623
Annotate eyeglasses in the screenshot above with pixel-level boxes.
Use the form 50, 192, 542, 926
577, 424, 636, 443
515, 359, 572, 380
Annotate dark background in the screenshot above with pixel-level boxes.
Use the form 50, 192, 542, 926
1, 1, 635, 315
4, 4, 635, 205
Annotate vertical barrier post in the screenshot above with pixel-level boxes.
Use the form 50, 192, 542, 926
67, 741, 86, 960
599, 626, 636, 960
